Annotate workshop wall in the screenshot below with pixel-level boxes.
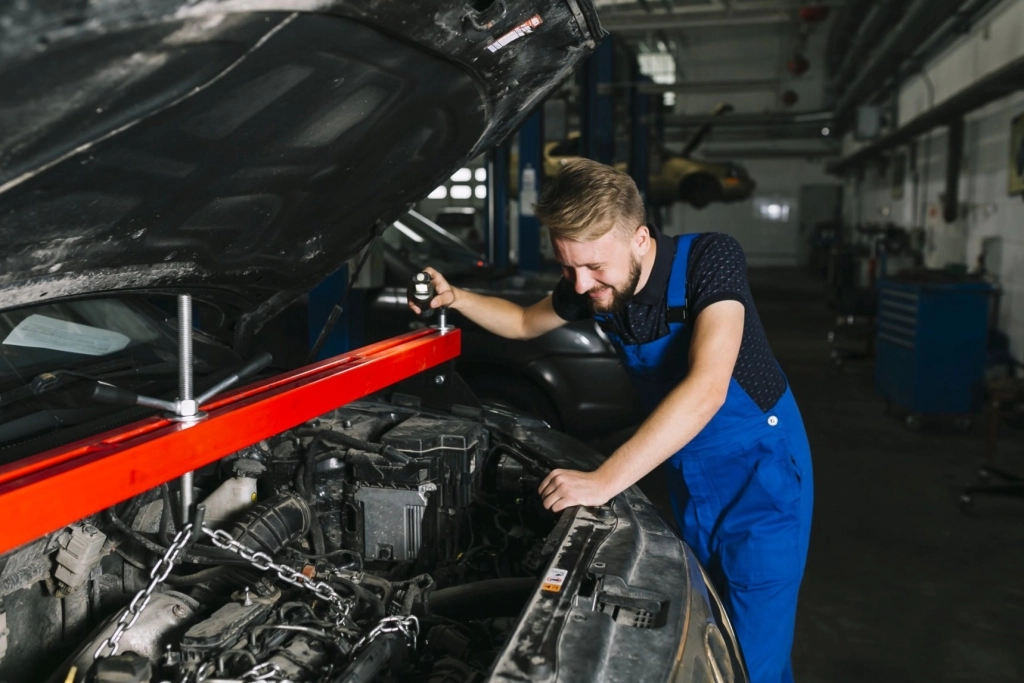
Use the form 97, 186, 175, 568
668, 20, 830, 116
664, 157, 837, 268
845, 0, 1024, 360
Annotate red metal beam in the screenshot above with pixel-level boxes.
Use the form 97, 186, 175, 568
0, 328, 460, 555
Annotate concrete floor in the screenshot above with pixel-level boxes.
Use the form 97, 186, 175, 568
594, 268, 1024, 683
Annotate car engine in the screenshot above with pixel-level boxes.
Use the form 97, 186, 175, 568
0, 400, 560, 683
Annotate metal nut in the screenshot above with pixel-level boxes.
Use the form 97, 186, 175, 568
434, 375, 446, 385
171, 605, 187, 619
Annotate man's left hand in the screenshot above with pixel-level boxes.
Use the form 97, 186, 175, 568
538, 469, 614, 512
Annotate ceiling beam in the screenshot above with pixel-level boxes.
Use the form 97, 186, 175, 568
598, 0, 846, 32
600, 9, 788, 31
664, 110, 834, 126
701, 145, 842, 159
600, 78, 779, 94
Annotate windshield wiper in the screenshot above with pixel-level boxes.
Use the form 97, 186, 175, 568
0, 353, 271, 447
0, 358, 189, 409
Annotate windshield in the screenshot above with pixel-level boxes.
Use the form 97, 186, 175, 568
0, 295, 234, 457
382, 210, 484, 277
0, 298, 169, 383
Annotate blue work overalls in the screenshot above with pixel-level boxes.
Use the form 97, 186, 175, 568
596, 234, 814, 683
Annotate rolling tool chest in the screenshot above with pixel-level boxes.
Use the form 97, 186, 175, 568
875, 277, 993, 418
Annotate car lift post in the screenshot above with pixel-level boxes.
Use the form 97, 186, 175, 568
488, 144, 510, 268
581, 38, 615, 166
630, 71, 652, 202
517, 110, 544, 272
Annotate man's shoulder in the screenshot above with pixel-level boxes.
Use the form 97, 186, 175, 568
687, 232, 745, 263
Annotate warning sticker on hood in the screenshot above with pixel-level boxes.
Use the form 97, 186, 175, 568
487, 15, 544, 53
3, 314, 131, 356
541, 567, 568, 593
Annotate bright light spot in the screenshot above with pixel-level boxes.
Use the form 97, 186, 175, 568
755, 199, 791, 222
475, 168, 488, 182
428, 186, 447, 199
822, 127, 831, 136
475, 185, 487, 199
451, 168, 472, 182
450, 185, 473, 199
392, 220, 424, 243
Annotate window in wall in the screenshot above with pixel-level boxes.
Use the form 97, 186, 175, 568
637, 49, 676, 108
753, 198, 792, 222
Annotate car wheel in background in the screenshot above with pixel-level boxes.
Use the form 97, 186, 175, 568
679, 174, 722, 209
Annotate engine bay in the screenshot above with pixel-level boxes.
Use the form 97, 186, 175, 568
0, 399, 566, 683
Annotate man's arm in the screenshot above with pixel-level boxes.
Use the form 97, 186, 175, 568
538, 300, 745, 512
409, 267, 567, 341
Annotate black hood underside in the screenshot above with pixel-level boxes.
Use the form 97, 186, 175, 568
0, 0, 601, 336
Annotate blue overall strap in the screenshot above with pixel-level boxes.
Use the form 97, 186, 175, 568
665, 233, 701, 324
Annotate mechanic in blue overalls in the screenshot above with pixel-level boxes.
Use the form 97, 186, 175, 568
410, 159, 813, 683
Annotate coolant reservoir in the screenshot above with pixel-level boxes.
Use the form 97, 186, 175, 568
202, 476, 258, 529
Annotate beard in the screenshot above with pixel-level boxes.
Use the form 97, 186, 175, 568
587, 255, 642, 314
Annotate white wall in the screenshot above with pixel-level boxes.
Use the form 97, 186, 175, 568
663, 157, 838, 267
656, 16, 842, 266
843, 0, 1024, 358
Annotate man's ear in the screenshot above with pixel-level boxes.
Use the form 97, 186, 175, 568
634, 225, 652, 254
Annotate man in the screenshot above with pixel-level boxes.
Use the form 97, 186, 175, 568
410, 159, 813, 683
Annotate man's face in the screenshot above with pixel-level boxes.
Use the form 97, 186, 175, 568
552, 222, 650, 314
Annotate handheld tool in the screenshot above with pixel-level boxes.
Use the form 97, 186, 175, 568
408, 271, 451, 330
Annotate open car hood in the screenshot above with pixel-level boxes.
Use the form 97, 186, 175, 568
0, 0, 602, 333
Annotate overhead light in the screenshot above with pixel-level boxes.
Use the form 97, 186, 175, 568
450, 185, 472, 199
474, 168, 487, 182
451, 168, 472, 182
427, 186, 447, 199
822, 127, 831, 136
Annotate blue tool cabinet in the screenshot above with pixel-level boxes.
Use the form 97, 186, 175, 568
875, 278, 993, 415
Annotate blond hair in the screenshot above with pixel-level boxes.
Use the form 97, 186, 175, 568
534, 158, 645, 242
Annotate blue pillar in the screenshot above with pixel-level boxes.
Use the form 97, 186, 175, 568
582, 39, 615, 165
308, 265, 350, 360
517, 110, 544, 272
488, 144, 510, 268
630, 73, 651, 201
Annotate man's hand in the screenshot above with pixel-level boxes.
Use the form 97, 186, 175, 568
538, 468, 614, 512
409, 267, 457, 315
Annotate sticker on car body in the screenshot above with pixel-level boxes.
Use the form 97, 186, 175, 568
541, 567, 568, 593
486, 15, 544, 53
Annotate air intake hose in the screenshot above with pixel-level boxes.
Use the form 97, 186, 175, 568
229, 492, 311, 555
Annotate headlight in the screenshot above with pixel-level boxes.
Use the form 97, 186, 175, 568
705, 622, 736, 683
669, 550, 749, 683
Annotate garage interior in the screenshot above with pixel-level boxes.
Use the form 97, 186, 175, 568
319, 1, 1024, 680
1, 0, 1024, 681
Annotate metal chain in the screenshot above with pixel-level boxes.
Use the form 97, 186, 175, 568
94, 524, 194, 659
202, 527, 353, 617
350, 615, 419, 656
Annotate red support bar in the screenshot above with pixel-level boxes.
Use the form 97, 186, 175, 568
0, 328, 460, 556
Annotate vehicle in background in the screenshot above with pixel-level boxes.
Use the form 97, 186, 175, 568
434, 206, 486, 254
541, 104, 756, 209
369, 210, 646, 440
